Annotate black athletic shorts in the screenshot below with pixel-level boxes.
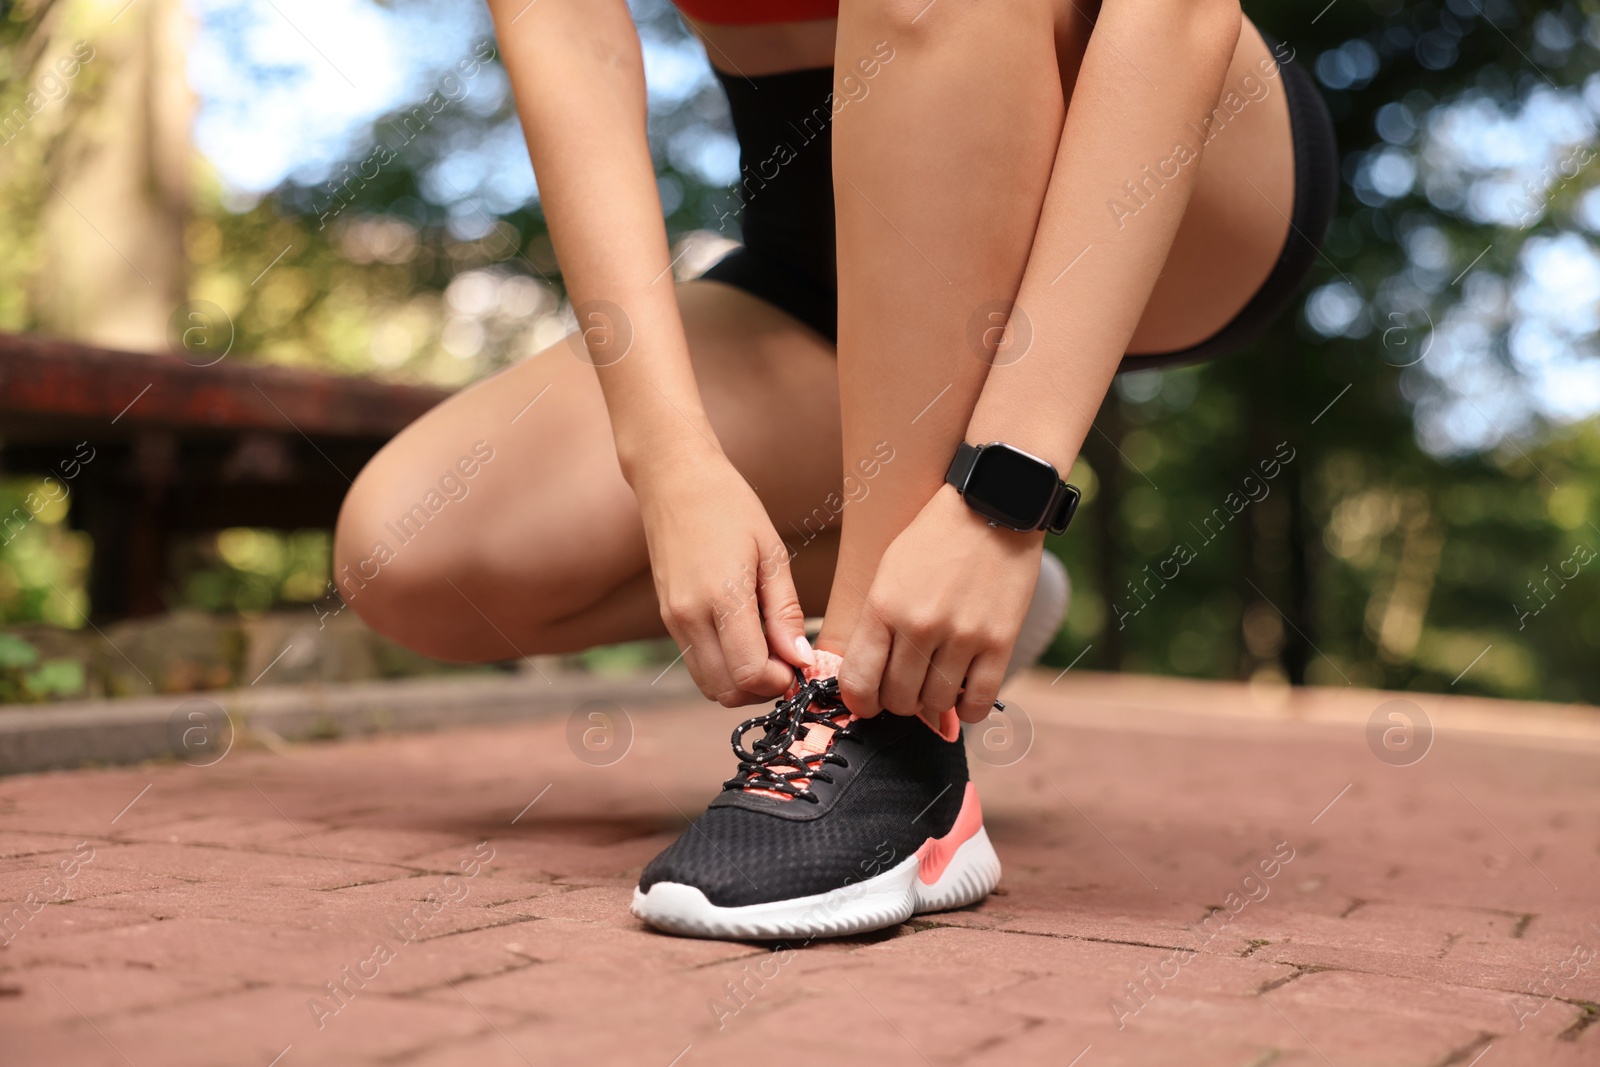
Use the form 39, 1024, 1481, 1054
698, 41, 1337, 372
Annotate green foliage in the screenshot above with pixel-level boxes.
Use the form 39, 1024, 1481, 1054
174, 529, 332, 616
0, 478, 92, 628
1041, 0, 1600, 701
0, 632, 34, 669
0, 632, 86, 702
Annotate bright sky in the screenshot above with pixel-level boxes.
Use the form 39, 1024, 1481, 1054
190, 0, 481, 194
1305, 73, 1600, 455
187, 0, 727, 207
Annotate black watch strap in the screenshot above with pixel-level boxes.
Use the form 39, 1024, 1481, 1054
945, 441, 982, 489
1042, 481, 1081, 535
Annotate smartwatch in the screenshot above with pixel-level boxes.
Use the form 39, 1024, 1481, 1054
944, 441, 1081, 534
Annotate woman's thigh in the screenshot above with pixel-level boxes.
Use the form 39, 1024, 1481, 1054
1125, 18, 1296, 355
334, 280, 843, 660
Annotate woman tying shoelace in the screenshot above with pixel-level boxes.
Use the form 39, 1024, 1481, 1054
335, 0, 1335, 938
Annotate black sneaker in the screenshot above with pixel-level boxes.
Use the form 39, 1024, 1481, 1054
632, 649, 1000, 939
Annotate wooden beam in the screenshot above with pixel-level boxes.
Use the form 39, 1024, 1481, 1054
0, 333, 451, 441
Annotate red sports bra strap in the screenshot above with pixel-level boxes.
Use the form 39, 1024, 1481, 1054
672, 0, 839, 25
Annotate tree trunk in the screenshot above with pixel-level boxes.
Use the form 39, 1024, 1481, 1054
30, 0, 191, 350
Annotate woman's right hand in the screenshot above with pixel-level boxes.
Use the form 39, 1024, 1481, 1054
633, 447, 814, 707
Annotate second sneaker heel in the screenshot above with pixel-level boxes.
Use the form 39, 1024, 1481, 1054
914, 827, 1002, 914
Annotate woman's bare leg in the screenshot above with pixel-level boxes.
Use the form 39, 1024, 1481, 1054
1131, 20, 1294, 353
818, 2, 1292, 659
334, 282, 842, 661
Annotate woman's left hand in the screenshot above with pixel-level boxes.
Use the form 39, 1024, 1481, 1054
839, 483, 1044, 723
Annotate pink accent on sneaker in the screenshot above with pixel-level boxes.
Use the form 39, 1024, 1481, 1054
802, 650, 961, 741
915, 783, 983, 885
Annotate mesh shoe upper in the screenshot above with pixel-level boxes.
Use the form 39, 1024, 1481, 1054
638, 653, 971, 908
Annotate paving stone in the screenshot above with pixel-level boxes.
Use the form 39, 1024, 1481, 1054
106, 813, 306, 851
0, 855, 176, 904
325, 870, 566, 912
0, 900, 161, 946
468, 914, 756, 969
491, 884, 638, 926
77, 878, 530, 945
1238, 905, 1600, 1002
87, 984, 523, 1067
1, 670, 1597, 1064
0, 829, 92, 860
85, 841, 407, 890
0, 962, 249, 1026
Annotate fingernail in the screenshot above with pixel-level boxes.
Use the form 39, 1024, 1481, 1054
794, 634, 816, 665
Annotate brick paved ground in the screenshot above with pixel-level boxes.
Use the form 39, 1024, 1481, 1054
2, 670, 1598, 1067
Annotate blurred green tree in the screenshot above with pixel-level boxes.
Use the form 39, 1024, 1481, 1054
1053, 0, 1600, 702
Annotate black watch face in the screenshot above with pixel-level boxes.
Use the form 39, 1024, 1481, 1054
967, 445, 1057, 529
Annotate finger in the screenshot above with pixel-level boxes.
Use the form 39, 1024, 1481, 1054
658, 599, 717, 701
677, 609, 767, 707
920, 640, 972, 718
880, 633, 931, 718
689, 643, 772, 707
955, 649, 1008, 724
679, 623, 733, 703
714, 584, 793, 700
839, 614, 891, 717
755, 541, 814, 670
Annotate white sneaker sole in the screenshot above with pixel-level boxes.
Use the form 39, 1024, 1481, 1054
631, 827, 1001, 940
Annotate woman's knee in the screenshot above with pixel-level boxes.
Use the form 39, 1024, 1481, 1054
332, 438, 517, 656
335, 432, 607, 660
333, 463, 446, 648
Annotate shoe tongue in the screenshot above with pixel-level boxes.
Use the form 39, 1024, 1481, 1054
785, 648, 850, 750
787, 648, 845, 697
